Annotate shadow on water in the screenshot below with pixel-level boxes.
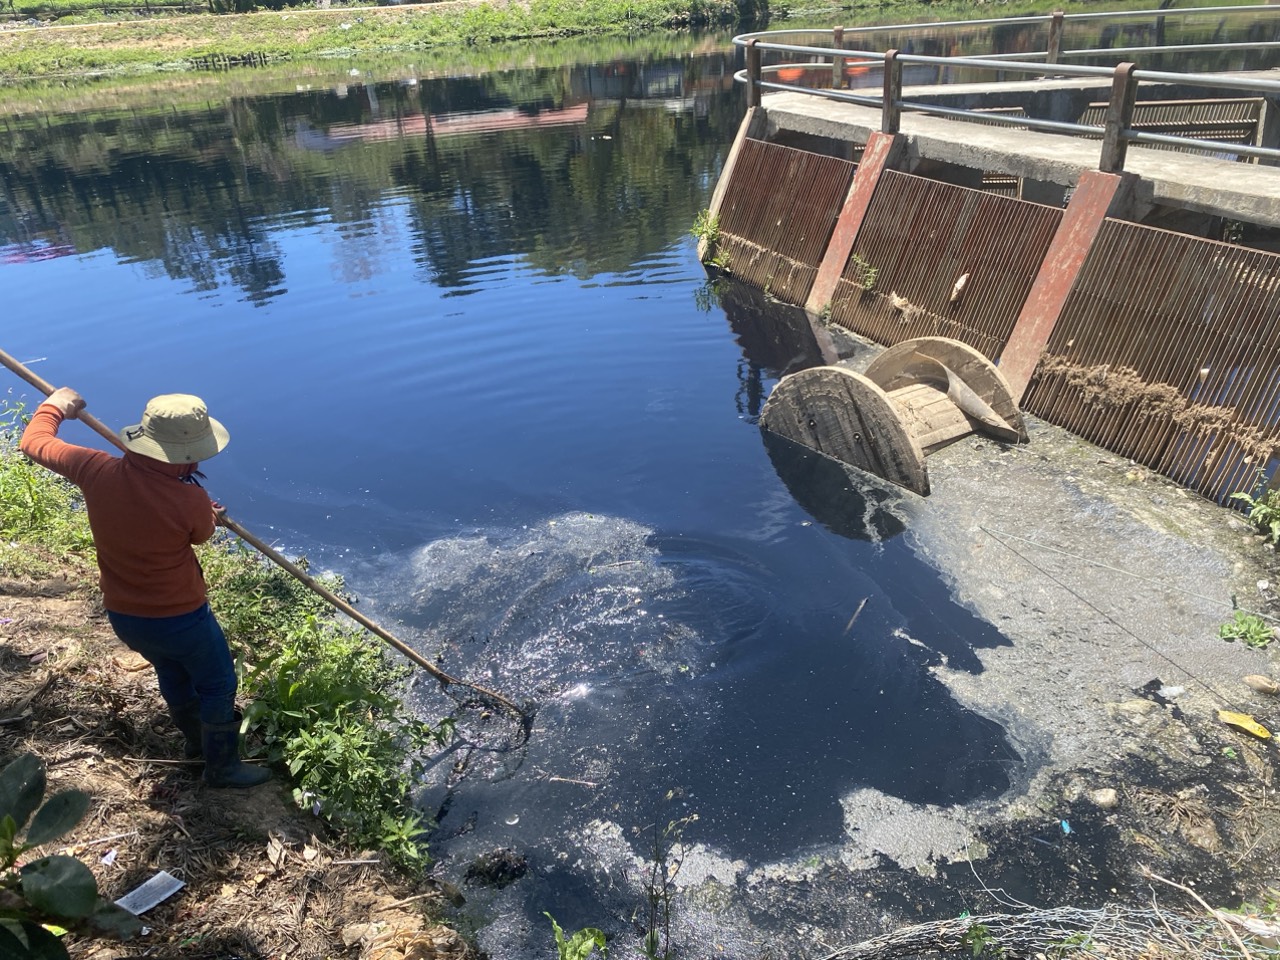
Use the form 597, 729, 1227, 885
762, 430, 906, 543
716, 276, 906, 542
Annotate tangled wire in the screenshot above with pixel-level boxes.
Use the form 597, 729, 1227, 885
818, 903, 1280, 960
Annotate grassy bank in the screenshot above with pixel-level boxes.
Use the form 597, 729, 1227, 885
0, 0, 1256, 84
0, 400, 452, 875
0, 0, 752, 79
0, 28, 727, 112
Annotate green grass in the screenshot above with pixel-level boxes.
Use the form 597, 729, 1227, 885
0, 402, 96, 580
0, 0, 751, 78
1, 0, 1247, 81
0, 399, 451, 873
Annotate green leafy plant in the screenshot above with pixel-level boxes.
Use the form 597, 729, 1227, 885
200, 543, 456, 871
1218, 610, 1274, 649
849, 253, 879, 291
692, 210, 730, 272
545, 912, 607, 960
219, 567, 455, 871
690, 209, 721, 247
961, 921, 1002, 958
1231, 485, 1280, 544
0, 754, 142, 959
1046, 931, 1093, 958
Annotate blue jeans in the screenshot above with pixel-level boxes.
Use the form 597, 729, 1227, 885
106, 604, 237, 726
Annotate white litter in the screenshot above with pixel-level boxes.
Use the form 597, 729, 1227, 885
114, 871, 185, 916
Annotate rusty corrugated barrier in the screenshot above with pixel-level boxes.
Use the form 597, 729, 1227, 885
826, 170, 1063, 359
715, 138, 855, 307
1023, 219, 1280, 503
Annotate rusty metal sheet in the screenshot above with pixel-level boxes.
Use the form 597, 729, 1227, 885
826, 170, 1063, 360
1023, 218, 1280, 503
715, 138, 856, 306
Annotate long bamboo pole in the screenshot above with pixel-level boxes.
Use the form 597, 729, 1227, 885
0, 347, 523, 718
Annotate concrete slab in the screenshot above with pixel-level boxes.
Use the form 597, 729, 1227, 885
763, 90, 1280, 226
903, 67, 1280, 107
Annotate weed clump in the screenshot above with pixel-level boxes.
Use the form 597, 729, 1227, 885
1232, 485, 1280, 545
1218, 609, 1274, 650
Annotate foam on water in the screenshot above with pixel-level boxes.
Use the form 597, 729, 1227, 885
361, 511, 723, 703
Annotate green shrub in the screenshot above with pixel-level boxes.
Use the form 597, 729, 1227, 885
0, 403, 93, 556
202, 546, 453, 872
690, 209, 720, 247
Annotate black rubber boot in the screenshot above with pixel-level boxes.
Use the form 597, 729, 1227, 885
168, 699, 203, 759
201, 721, 270, 789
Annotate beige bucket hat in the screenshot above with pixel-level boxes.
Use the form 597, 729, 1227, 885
119, 394, 230, 464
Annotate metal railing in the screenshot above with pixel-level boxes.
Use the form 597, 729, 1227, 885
733, 5, 1280, 172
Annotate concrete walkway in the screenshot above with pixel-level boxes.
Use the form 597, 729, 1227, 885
762, 89, 1280, 226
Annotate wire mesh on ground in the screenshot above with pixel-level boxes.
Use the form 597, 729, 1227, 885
820, 904, 1280, 959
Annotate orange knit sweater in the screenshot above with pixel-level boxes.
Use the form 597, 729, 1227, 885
20, 403, 218, 617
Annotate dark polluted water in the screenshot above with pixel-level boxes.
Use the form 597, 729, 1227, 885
340, 283, 1027, 956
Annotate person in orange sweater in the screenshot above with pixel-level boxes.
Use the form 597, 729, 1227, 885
21, 387, 269, 789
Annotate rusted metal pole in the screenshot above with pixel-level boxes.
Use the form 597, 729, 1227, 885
832, 26, 845, 90
882, 49, 902, 134
1099, 62, 1138, 173
746, 39, 762, 109
1047, 10, 1065, 64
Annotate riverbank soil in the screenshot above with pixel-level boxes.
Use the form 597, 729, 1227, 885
0, 567, 469, 960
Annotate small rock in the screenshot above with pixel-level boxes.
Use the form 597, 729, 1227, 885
1243, 675, 1279, 696
341, 922, 379, 946
1089, 788, 1119, 810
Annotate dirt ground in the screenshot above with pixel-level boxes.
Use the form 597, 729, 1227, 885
0, 567, 472, 960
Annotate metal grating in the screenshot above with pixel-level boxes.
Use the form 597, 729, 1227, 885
977, 99, 1261, 159
1080, 97, 1263, 157
715, 138, 856, 306
826, 170, 1063, 360
1023, 219, 1280, 503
